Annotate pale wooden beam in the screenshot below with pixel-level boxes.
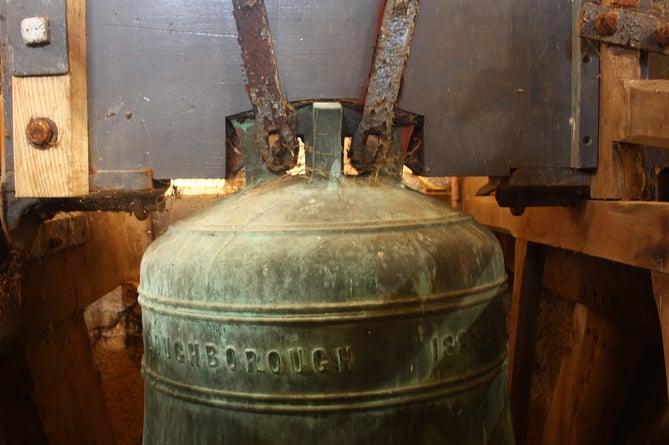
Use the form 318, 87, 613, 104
12, 0, 89, 197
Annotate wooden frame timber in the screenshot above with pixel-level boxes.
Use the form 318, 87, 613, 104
12, 0, 89, 197
462, 187, 669, 275
461, 1, 669, 439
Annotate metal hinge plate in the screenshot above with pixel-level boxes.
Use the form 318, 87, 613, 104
6, 0, 69, 76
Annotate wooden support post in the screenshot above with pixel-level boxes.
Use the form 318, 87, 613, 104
651, 271, 669, 401
590, 0, 643, 200
508, 239, 547, 445
538, 252, 654, 445
12, 0, 89, 197
25, 315, 115, 445
0, 349, 49, 444
541, 302, 647, 444
590, 43, 642, 200
0, 211, 152, 443
20, 211, 152, 329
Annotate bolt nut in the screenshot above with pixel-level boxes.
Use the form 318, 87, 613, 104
594, 11, 619, 37
20, 16, 50, 46
26, 118, 57, 148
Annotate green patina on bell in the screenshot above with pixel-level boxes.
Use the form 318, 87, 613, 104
139, 102, 515, 443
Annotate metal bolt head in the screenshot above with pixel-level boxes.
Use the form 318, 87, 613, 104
26, 118, 57, 148
594, 11, 619, 37
20, 16, 50, 46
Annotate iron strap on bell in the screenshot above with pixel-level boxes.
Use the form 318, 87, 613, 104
139, 1, 515, 443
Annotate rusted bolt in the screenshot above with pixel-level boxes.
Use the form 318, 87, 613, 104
657, 23, 669, 47
594, 11, 620, 37
26, 118, 57, 148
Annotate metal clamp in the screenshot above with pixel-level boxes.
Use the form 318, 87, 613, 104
580, 1, 669, 54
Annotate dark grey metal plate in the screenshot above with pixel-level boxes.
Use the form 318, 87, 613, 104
6, 0, 69, 76
87, 0, 381, 179
4, 0, 602, 184
401, 0, 595, 176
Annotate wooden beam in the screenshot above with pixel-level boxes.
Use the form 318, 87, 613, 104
463, 193, 669, 275
590, 40, 642, 199
537, 248, 657, 444
0, 211, 152, 442
20, 211, 152, 329
613, 79, 669, 148
651, 271, 669, 400
12, 0, 89, 197
0, 350, 49, 444
508, 239, 546, 445
25, 315, 115, 445
541, 303, 646, 444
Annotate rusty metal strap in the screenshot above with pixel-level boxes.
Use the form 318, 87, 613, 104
350, 0, 420, 174
232, 0, 298, 173
580, 1, 669, 54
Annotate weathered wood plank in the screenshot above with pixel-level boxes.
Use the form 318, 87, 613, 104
590, 42, 642, 199
0, 349, 49, 444
12, 0, 88, 197
67, 0, 89, 193
5, 210, 152, 443
25, 315, 115, 445
651, 271, 669, 400
541, 303, 646, 444
463, 193, 669, 275
21, 211, 152, 328
615, 79, 669, 148
508, 239, 546, 445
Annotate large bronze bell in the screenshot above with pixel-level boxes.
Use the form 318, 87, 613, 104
139, 102, 515, 443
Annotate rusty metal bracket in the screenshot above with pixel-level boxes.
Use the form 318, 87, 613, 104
232, 0, 298, 173
350, 0, 419, 175
580, 1, 669, 54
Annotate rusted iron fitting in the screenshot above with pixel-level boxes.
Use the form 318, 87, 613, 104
25, 117, 57, 148
580, 2, 669, 54
657, 23, 669, 47
232, 0, 298, 173
594, 11, 619, 36
261, 112, 299, 172
350, 0, 419, 175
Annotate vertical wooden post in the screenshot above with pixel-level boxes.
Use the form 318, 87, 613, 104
25, 315, 116, 445
450, 176, 463, 210
508, 239, 547, 445
12, 0, 89, 197
590, 1, 643, 200
651, 271, 669, 401
541, 302, 646, 444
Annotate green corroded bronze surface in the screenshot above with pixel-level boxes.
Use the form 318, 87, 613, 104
139, 103, 514, 444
